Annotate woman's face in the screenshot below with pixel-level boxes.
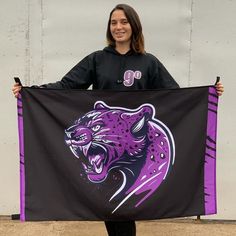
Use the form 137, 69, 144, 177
110, 10, 132, 46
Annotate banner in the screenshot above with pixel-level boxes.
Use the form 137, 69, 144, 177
17, 86, 218, 221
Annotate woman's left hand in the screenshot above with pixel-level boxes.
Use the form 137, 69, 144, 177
215, 82, 224, 96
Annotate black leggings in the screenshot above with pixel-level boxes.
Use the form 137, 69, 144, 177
104, 221, 136, 236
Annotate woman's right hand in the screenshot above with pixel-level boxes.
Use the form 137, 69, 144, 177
12, 83, 22, 98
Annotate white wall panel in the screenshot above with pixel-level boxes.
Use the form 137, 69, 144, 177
1, 0, 235, 219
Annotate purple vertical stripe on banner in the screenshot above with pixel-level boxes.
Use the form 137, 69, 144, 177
17, 94, 25, 221
204, 87, 218, 215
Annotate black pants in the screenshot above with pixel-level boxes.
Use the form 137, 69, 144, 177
104, 221, 136, 236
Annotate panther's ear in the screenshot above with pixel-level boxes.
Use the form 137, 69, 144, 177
122, 104, 154, 119
94, 101, 109, 110
139, 105, 154, 117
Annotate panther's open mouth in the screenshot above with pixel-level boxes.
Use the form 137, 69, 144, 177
66, 139, 108, 180
82, 153, 105, 174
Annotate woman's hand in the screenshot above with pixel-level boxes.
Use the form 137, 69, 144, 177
12, 83, 22, 98
215, 82, 224, 96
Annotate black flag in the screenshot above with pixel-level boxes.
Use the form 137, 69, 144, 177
17, 86, 218, 221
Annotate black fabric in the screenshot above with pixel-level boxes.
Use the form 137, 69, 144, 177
21, 87, 210, 221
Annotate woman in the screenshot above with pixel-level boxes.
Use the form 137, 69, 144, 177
12, 4, 224, 236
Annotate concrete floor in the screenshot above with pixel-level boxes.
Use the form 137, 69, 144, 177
0, 218, 236, 236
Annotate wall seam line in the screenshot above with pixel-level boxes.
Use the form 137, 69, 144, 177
188, 0, 194, 86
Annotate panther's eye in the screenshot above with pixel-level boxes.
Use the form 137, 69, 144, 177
91, 125, 101, 132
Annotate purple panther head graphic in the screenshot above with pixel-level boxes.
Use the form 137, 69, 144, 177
65, 101, 175, 213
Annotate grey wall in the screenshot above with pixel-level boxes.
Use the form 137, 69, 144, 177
1, 0, 235, 219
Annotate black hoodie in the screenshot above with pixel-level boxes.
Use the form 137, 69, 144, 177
43, 46, 179, 90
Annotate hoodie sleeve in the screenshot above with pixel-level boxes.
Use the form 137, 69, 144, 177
149, 55, 179, 89
41, 53, 96, 89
